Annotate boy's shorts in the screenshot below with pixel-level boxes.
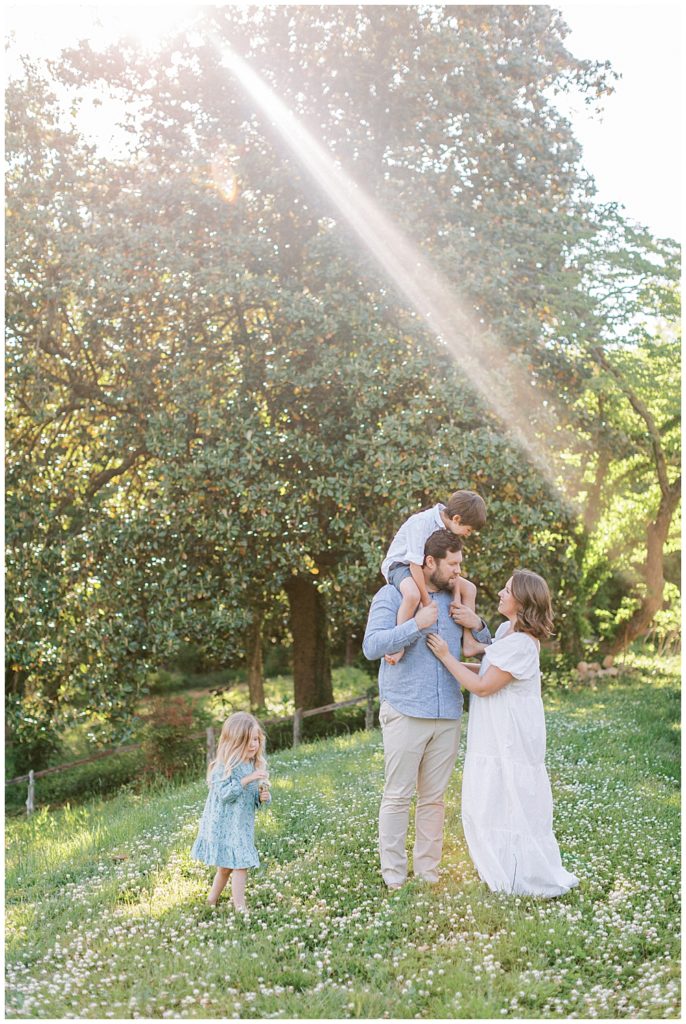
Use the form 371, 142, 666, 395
387, 562, 413, 589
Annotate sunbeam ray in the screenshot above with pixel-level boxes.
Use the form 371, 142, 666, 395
208, 34, 571, 501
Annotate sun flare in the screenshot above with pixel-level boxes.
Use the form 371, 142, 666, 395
6, 4, 196, 59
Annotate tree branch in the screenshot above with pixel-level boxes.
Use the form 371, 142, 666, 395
590, 346, 673, 497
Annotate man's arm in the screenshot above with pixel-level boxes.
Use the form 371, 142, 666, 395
362, 588, 437, 661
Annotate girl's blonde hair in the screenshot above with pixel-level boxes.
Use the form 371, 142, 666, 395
208, 711, 266, 781
511, 569, 555, 640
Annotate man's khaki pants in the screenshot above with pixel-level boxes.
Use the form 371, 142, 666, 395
378, 700, 461, 886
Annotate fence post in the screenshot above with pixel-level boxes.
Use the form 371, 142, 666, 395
293, 708, 303, 747
26, 770, 35, 816
365, 689, 375, 730
206, 726, 216, 766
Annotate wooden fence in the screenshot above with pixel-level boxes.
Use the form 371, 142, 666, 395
6, 689, 378, 815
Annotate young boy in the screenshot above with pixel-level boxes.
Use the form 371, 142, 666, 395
381, 490, 487, 664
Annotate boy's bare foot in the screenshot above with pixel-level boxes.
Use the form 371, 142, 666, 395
384, 649, 405, 665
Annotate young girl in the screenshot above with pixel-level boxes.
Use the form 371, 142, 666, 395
427, 569, 579, 897
381, 489, 487, 664
191, 711, 271, 911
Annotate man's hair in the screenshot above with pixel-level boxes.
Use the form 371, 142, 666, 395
511, 569, 555, 640
424, 529, 463, 563
444, 490, 487, 530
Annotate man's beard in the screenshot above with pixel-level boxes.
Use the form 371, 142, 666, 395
429, 570, 456, 592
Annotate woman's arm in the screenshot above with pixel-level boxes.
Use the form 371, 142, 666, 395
426, 634, 513, 696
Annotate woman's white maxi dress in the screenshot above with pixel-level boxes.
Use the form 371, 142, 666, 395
461, 622, 579, 897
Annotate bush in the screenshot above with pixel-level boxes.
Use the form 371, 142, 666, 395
5, 749, 145, 816
540, 649, 578, 689
262, 702, 377, 754
6, 694, 65, 775
147, 669, 189, 696
140, 696, 208, 779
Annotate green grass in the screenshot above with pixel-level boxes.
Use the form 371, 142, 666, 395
5, 659, 680, 1019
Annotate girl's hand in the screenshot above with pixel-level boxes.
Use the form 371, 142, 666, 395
426, 633, 449, 661
242, 769, 268, 786
259, 790, 271, 803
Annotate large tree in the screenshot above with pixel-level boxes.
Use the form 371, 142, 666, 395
560, 209, 681, 651
7, 7, 621, 761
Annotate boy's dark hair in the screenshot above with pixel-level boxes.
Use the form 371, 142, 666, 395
424, 529, 463, 563
445, 490, 487, 530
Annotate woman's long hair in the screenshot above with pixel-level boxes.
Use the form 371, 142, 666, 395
208, 711, 266, 781
511, 569, 554, 640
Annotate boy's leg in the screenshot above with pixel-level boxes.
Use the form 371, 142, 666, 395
208, 867, 232, 906
231, 869, 248, 911
450, 576, 476, 610
385, 577, 421, 665
456, 579, 481, 657
397, 577, 422, 624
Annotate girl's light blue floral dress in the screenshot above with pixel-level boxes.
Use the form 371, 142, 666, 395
191, 760, 270, 869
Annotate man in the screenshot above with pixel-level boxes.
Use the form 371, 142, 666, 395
362, 528, 490, 889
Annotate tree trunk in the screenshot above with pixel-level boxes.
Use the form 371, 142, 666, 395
589, 348, 680, 654
607, 483, 681, 653
246, 611, 265, 711
344, 632, 360, 666
586, 447, 610, 532
284, 576, 333, 710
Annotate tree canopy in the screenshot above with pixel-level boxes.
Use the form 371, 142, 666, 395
5, 6, 679, 768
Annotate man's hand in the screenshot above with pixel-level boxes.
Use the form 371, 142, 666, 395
415, 602, 438, 630
450, 605, 483, 631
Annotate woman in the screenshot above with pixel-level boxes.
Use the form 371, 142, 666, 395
427, 569, 578, 897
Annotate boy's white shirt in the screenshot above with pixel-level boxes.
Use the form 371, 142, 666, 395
380, 504, 446, 582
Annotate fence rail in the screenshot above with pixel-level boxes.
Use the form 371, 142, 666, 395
7, 689, 378, 814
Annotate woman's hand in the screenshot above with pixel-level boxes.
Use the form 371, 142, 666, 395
426, 633, 449, 661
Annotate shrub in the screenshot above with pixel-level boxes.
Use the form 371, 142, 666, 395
6, 694, 64, 774
262, 702, 377, 754
139, 697, 206, 780
540, 649, 578, 689
5, 749, 145, 816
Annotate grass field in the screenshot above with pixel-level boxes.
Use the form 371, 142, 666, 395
5, 656, 680, 1019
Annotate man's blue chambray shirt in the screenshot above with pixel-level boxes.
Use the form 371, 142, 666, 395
362, 585, 492, 719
